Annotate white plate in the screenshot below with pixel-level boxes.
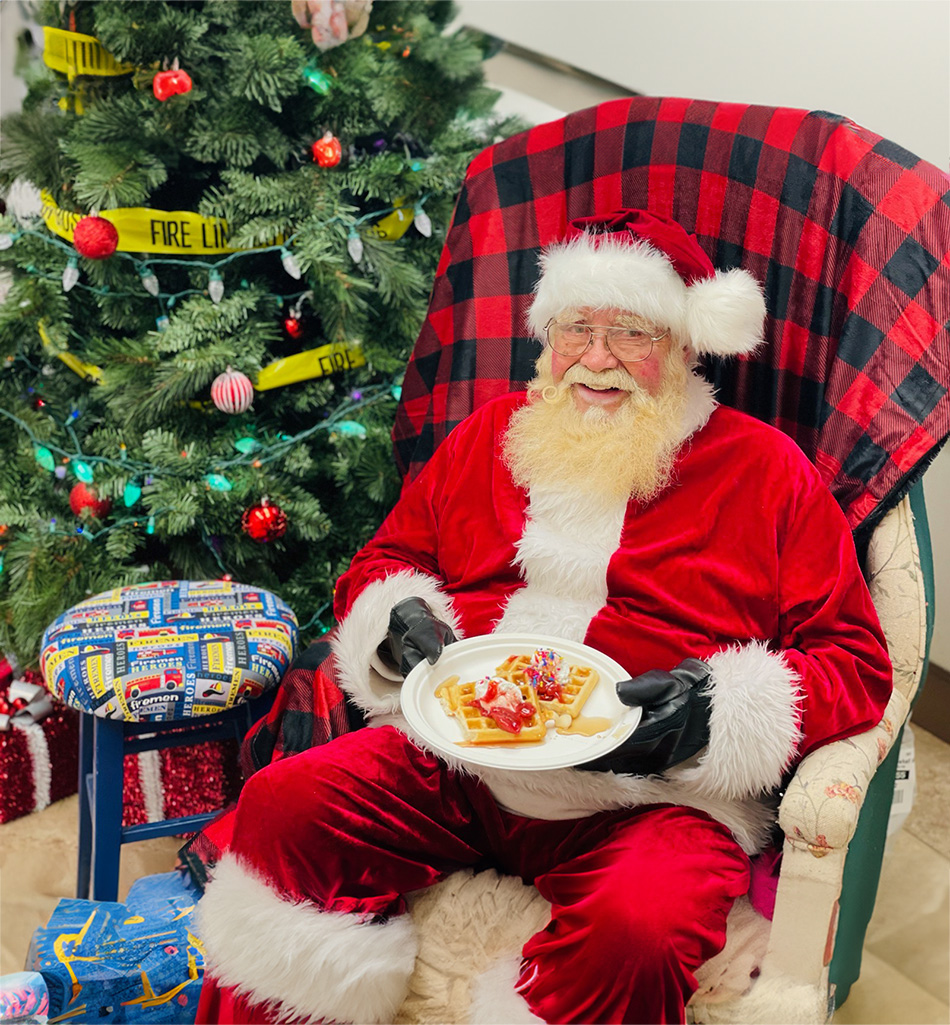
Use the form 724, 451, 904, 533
401, 633, 641, 771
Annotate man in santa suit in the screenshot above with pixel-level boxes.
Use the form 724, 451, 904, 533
196, 211, 891, 1025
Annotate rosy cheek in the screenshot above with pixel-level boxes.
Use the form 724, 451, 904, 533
550, 352, 574, 382
628, 358, 664, 391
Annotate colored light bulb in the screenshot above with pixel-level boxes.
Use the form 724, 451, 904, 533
208, 269, 225, 304
347, 232, 364, 263
280, 248, 302, 280
62, 256, 80, 292
140, 266, 160, 296
71, 460, 94, 483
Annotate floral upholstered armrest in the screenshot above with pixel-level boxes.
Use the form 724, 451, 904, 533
778, 689, 909, 855
778, 493, 926, 854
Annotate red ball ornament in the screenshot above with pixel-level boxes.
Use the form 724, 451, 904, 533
241, 499, 288, 543
153, 68, 193, 101
73, 216, 119, 259
210, 366, 254, 414
311, 131, 342, 168
69, 482, 112, 519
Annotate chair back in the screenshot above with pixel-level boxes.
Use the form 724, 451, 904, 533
393, 96, 950, 543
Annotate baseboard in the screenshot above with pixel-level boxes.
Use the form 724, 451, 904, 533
910, 663, 950, 744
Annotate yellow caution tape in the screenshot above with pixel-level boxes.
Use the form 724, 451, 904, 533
255, 341, 366, 390
41, 191, 237, 256
43, 27, 134, 82
38, 321, 103, 383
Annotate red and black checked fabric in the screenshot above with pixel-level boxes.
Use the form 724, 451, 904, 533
393, 97, 950, 539
238, 638, 362, 777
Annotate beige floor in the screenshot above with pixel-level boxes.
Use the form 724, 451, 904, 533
1, 724, 948, 1024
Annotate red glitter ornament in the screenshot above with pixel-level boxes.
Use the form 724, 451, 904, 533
73, 216, 119, 259
241, 498, 288, 543
68, 482, 112, 519
153, 67, 193, 101
311, 131, 342, 168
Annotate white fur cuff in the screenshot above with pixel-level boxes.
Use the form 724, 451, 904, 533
332, 570, 462, 716
197, 853, 419, 1024
673, 642, 802, 801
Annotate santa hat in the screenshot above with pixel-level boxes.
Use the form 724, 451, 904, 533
527, 210, 766, 358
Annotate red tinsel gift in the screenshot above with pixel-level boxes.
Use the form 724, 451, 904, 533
0, 666, 79, 825
0, 657, 244, 827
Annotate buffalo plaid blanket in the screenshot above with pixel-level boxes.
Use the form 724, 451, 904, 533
393, 96, 950, 544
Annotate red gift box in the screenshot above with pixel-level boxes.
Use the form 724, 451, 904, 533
0, 657, 243, 827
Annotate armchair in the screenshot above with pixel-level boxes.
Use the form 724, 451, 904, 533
386, 96, 948, 1022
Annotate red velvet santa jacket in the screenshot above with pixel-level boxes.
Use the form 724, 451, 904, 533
332, 385, 891, 853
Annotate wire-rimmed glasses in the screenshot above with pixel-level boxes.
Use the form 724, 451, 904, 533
545, 319, 669, 362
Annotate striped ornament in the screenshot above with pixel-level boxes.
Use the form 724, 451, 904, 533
211, 367, 254, 413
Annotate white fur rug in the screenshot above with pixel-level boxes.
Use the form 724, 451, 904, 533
394, 869, 769, 1024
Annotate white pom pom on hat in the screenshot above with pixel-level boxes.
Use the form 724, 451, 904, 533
527, 210, 766, 358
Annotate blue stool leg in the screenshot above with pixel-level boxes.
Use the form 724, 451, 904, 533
90, 717, 125, 903
76, 713, 94, 899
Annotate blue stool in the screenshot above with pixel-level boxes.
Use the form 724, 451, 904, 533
40, 580, 298, 902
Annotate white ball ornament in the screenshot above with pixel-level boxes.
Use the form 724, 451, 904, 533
211, 367, 254, 414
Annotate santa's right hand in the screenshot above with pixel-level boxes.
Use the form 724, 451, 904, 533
380, 597, 457, 677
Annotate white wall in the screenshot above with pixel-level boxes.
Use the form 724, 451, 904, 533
458, 0, 949, 171
458, 0, 949, 667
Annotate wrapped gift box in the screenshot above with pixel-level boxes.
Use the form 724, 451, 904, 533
0, 695, 80, 826
25, 870, 203, 1024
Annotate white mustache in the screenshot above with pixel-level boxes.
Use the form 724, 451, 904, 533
563, 366, 638, 392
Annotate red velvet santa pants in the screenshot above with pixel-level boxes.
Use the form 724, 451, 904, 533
197, 725, 749, 1025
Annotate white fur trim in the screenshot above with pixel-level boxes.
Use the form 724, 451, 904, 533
690, 975, 830, 1024
197, 853, 419, 1024
495, 487, 626, 639
332, 570, 463, 716
686, 270, 767, 358
471, 763, 776, 854
528, 235, 688, 340
527, 234, 764, 357
672, 642, 802, 801
470, 955, 545, 1024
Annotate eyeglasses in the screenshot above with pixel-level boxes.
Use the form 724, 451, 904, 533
545, 319, 669, 362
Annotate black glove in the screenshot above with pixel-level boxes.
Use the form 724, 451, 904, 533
379, 597, 457, 677
577, 658, 712, 775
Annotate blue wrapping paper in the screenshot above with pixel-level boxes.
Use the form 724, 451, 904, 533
26, 871, 203, 1023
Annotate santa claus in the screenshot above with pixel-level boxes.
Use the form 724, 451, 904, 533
195, 210, 891, 1024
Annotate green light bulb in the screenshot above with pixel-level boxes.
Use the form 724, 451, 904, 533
34, 446, 56, 471
336, 420, 367, 439
72, 460, 94, 483
204, 474, 233, 492
123, 481, 143, 507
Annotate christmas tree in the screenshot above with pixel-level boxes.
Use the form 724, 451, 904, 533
0, 0, 518, 665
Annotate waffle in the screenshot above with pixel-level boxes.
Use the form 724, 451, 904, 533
496, 653, 601, 721
436, 674, 546, 745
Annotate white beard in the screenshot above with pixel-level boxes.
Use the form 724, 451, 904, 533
503, 348, 693, 503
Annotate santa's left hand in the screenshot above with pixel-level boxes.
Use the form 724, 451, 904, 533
576, 658, 712, 775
